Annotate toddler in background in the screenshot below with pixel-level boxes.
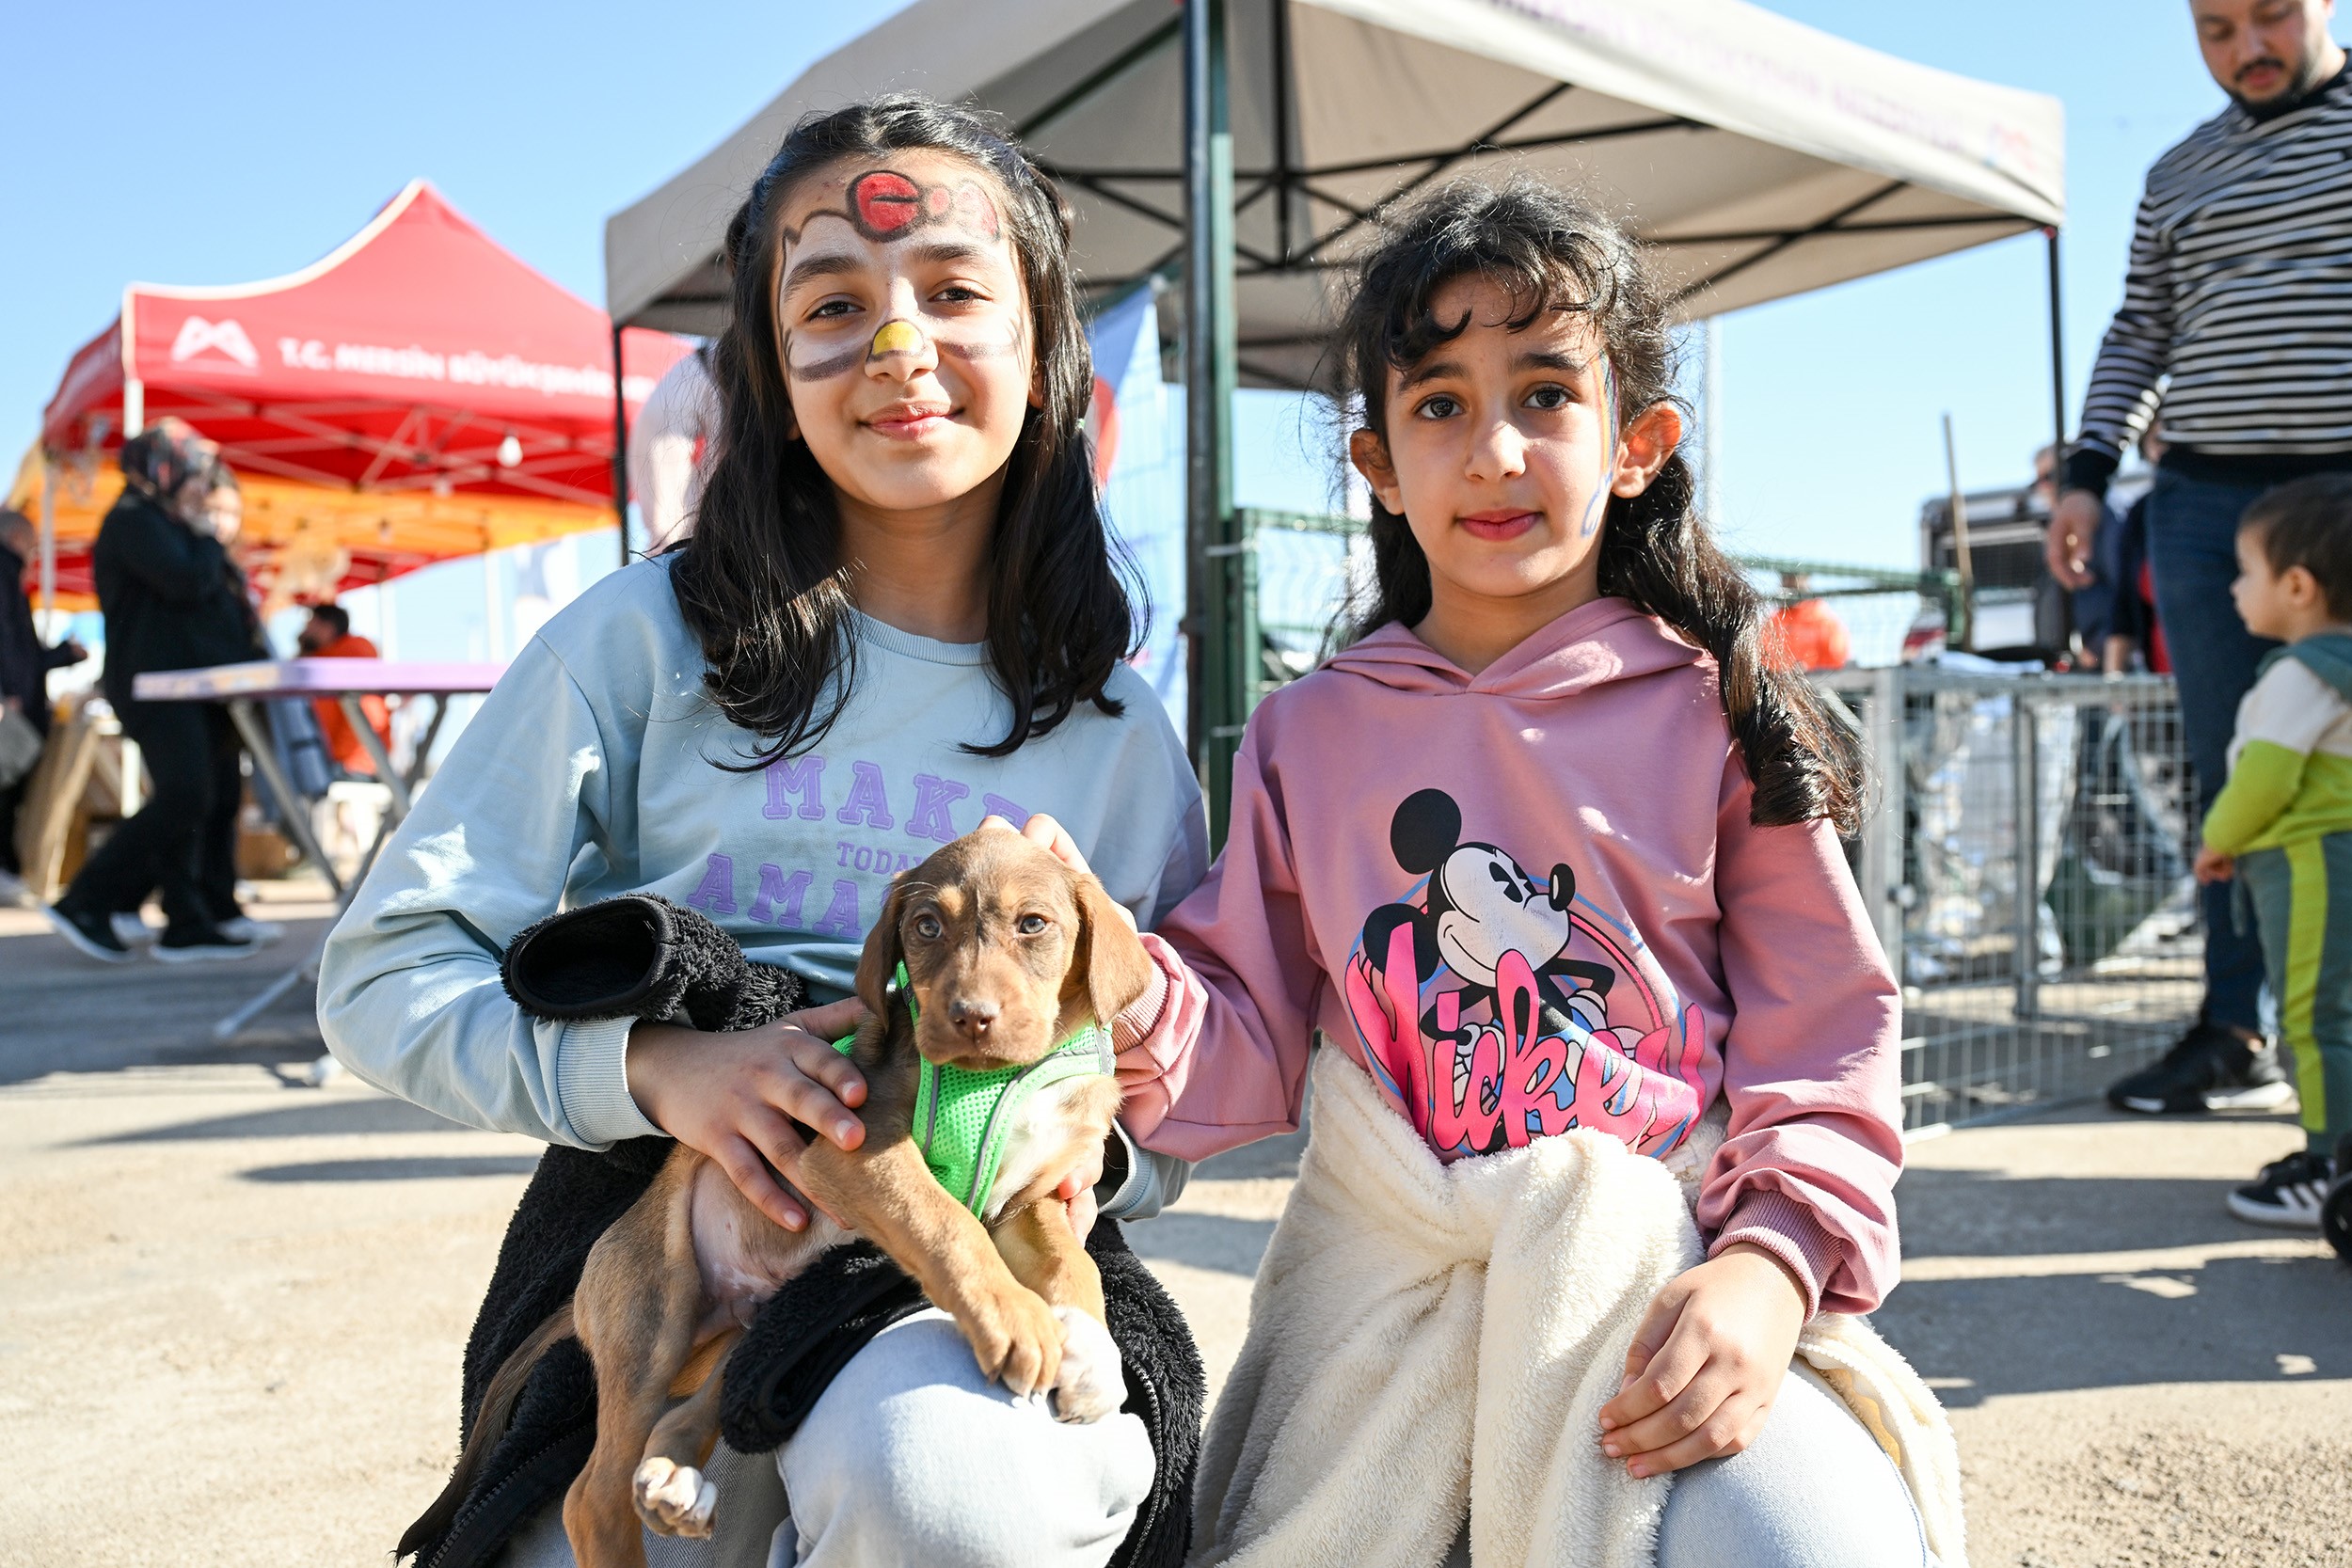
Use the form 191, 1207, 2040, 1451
2195, 472, 2352, 1226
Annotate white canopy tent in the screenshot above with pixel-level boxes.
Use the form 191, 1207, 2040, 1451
608, 0, 2061, 365
606, 0, 2063, 831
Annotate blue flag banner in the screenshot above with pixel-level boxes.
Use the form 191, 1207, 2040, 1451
1088, 287, 1186, 737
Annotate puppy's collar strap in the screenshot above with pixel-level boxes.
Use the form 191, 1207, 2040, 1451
835, 962, 1116, 1217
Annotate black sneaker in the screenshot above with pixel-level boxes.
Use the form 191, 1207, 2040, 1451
42, 902, 136, 964
151, 923, 261, 964
2106, 1022, 2293, 1115
2323, 1137, 2352, 1261
2228, 1150, 2334, 1228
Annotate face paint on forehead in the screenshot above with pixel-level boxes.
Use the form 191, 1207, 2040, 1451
779, 167, 1006, 249
850, 169, 1002, 242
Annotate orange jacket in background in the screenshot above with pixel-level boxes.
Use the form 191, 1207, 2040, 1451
1770, 598, 1851, 672
305, 633, 393, 774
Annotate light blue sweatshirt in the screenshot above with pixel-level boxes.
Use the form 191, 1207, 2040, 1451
318, 557, 1208, 1211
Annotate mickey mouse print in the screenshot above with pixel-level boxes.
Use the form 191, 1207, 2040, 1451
1344, 788, 1705, 1162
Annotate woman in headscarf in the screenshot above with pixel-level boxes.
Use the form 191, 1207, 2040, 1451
42, 419, 271, 962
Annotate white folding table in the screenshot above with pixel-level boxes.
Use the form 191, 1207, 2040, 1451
132, 658, 504, 1053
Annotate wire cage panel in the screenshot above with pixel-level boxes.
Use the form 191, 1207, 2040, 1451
1823, 669, 2198, 1134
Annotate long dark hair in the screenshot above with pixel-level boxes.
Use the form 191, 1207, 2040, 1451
1333, 178, 1865, 833
673, 95, 1133, 763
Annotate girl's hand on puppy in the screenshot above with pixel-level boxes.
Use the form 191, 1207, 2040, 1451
982, 811, 1137, 933
982, 809, 1089, 867
1596, 1242, 1806, 1477
626, 998, 871, 1232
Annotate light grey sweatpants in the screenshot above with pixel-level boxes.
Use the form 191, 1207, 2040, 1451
1436, 1364, 1930, 1568
501, 1308, 1154, 1568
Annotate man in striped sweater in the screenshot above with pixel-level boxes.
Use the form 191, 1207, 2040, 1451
2048, 0, 2348, 1118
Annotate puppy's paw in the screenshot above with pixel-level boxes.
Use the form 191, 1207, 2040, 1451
1049, 1306, 1123, 1424
633, 1455, 718, 1538
960, 1280, 1064, 1398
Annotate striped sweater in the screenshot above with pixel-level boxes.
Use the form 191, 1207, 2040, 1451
2066, 63, 2352, 496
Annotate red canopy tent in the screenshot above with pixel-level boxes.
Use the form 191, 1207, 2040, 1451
26, 179, 689, 610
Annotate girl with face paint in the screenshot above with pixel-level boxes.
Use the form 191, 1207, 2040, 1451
323, 97, 1208, 1568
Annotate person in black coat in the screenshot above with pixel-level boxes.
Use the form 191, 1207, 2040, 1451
0, 509, 88, 883
41, 420, 267, 962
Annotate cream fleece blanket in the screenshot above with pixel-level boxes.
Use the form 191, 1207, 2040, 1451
1189, 1050, 1964, 1568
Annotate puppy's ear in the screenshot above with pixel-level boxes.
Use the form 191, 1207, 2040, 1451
854, 879, 911, 1022
1073, 874, 1157, 1025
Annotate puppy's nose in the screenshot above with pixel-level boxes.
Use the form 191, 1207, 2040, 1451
948, 998, 999, 1041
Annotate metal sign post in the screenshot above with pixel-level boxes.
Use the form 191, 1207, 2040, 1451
1184, 0, 1243, 845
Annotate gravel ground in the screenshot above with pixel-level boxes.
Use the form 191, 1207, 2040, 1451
1877, 1113, 2351, 1567
3, 895, 2346, 1566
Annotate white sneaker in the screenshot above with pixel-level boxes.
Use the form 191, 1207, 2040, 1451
215, 915, 285, 945
111, 912, 157, 946
0, 870, 34, 910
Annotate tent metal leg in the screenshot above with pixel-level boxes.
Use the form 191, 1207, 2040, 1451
612, 322, 632, 570
2045, 228, 2067, 470
213, 692, 449, 1052
227, 700, 343, 901
213, 961, 314, 1042
37, 457, 56, 630
341, 696, 410, 815
1184, 0, 1241, 846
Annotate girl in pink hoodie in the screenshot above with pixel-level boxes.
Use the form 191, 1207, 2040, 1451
1025, 178, 1922, 1564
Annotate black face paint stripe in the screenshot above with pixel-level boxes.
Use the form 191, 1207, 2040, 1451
783, 330, 868, 382
936, 338, 1018, 362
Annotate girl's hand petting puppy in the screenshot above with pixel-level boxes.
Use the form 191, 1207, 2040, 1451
1597, 1243, 1807, 1477
627, 999, 872, 1232
981, 810, 1136, 929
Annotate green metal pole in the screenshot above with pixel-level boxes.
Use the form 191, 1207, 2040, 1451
1184, 0, 1241, 846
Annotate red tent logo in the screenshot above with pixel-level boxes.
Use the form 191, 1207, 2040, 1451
168, 315, 259, 370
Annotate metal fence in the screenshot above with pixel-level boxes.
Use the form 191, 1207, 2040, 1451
1824, 668, 2201, 1134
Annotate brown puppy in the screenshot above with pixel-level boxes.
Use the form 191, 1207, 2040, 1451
443, 828, 1156, 1568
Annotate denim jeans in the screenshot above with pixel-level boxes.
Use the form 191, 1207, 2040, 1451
2143, 467, 2280, 1035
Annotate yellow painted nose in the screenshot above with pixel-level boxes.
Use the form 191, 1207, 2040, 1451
869, 320, 923, 358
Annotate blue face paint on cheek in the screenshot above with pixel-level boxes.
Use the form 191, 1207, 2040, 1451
1579, 356, 1618, 540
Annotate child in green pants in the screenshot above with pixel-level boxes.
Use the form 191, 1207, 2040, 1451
2196, 474, 2352, 1227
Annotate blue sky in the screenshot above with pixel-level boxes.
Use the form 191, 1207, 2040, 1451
1, 1, 2232, 582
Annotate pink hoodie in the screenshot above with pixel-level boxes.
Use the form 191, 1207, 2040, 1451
1115, 596, 1904, 1317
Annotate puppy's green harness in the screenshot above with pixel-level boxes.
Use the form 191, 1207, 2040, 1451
836, 962, 1115, 1217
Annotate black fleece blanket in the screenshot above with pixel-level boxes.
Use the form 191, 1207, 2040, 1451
400, 895, 1203, 1568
